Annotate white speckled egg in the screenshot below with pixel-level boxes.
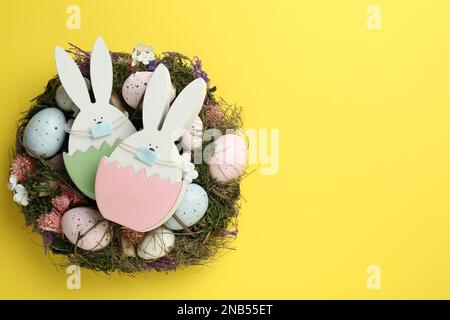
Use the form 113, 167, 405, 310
23, 107, 67, 158
55, 79, 91, 112
209, 134, 247, 183
165, 183, 209, 230
122, 72, 153, 109
180, 116, 203, 151
137, 227, 175, 260
61, 207, 112, 251
122, 71, 176, 108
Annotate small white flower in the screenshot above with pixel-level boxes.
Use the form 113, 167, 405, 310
8, 174, 29, 206
181, 153, 198, 183
7, 174, 17, 191
131, 43, 155, 66
12, 184, 29, 207
136, 51, 155, 65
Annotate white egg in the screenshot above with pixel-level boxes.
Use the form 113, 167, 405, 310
137, 227, 175, 260
55, 79, 91, 112
61, 207, 112, 251
180, 116, 203, 151
23, 107, 67, 158
165, 183, 209, 230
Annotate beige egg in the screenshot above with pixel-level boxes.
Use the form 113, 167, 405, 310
55, 78, 91, 112
137, 227, 175, 260
180, 116, 203, 151
61, 207, 112, 251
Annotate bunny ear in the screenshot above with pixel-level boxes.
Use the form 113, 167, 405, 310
55, 46, 92, 109
142, 64, 172, 130
90, 36, 113, 105
161, 78, 207, 141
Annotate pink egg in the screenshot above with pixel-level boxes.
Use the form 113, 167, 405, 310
61, 207, 112, 251
209, 134, 247, 183
122, 71, 153, 108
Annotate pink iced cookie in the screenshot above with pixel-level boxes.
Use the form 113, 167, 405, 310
95, 157, 186, 232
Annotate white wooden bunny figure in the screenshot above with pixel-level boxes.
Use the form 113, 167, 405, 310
95, 64, 206, 232
56, 36, 136, 199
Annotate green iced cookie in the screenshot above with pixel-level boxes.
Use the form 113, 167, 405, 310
63, 139, 122, 199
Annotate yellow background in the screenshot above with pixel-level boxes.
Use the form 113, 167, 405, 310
1, 0, 450, 299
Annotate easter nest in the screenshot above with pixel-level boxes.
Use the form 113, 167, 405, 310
9, 43, 247, 274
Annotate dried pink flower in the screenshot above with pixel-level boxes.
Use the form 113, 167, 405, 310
51, 194, 71, 213
11, 153, 35, 183
60, 184, 86, 206
121, 227, 145, 246
37, 209, 62, 234
203, 103, 224, 128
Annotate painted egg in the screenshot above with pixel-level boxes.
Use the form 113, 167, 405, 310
55, 78, 91, 112
55, 85, 75, 111
61, 207, 112, 251
122, 71, 176, 109
165, 183, 209, 230
23, 107, 67, 158
122, 72, 153, 109
209, 134, 247, 183
137, 227, 175, 260
180, 116, 203, 151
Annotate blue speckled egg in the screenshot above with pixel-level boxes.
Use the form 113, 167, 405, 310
165, 183, 209, 230
23, 107, 67, 158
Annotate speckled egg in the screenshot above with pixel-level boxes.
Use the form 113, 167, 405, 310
122, 71, 176, 109
55, 79, 91, 112
180, 116, 203, 151
61, 207, 112, 251
122, 72, 153, 109
137, 227, 175, 260
209, 134, 247, 183
165, 183, 209, 230
23, 107, 67, 158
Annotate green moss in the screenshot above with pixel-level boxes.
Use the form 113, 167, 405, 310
159, 53, 196, 94
112, 61, 135, 93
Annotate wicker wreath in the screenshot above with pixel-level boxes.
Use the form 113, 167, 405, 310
8, 38, 247, 273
